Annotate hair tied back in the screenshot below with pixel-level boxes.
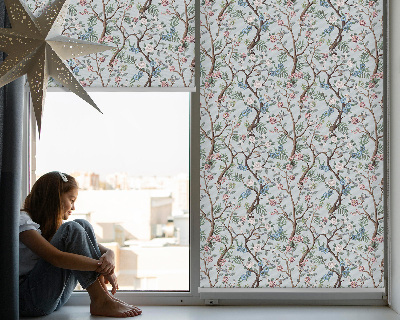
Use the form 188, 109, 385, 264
58, 172, 68, 182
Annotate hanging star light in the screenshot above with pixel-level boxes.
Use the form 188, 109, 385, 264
0, 0, 114, 133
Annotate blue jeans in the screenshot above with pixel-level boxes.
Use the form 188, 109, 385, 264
19, 219, 101, 317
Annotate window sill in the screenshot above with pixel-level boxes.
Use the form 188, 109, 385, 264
21, 305, 399, 320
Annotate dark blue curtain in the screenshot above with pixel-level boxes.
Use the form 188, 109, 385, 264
0, 0, 25, 318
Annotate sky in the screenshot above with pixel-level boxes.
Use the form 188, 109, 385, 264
36, 91, 190, 177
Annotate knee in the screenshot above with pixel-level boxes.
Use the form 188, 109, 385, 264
73, 219, 92, 230
73, 219, 95, 236
59, 220, 86, 235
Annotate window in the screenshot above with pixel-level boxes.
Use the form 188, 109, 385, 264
30, 91, 191, 291
21, 0, 390, 306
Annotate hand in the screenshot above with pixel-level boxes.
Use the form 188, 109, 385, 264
96, 250, 115, 276
104, 273, 119, 295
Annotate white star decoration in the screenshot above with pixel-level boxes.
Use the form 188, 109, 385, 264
0, 0, 114, 133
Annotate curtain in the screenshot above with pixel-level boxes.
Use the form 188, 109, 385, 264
0, 0, 25, 314
0, 78, 24, 319
24, 0, 195, 88
200, 0, 384, 288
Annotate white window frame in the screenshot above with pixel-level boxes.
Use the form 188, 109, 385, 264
20, 0, 392, 307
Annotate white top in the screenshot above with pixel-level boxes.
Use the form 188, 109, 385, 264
19, 211, 41, 276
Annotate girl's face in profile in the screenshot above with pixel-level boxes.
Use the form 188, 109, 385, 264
61, 188, 78, 220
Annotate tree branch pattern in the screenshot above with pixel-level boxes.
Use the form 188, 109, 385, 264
24, 0, 195, 87
200, 0, 384, 288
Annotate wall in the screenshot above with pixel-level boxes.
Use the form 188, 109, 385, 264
389, 0, 400, 313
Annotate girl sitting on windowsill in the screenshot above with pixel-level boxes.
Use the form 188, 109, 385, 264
19, 171, 142, 317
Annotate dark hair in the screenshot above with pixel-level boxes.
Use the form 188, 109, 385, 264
22, 171, 79, 241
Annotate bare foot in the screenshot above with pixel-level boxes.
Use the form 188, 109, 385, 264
98, 276, 142, 316
90, 295, 140, 318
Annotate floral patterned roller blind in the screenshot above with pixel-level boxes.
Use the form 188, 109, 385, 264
24, 0, 195, 88
200, 0, 384, 288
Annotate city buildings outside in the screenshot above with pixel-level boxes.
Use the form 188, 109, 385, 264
50, 172, 190, 291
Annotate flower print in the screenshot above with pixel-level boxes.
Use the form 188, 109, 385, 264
223, 276, 229, 283
269, 199, 277, 206
277, 265, 284, 271
351, 117, 359, 124
351, 35, 359, 42
138, 61, 146, 68
253, 162, 263, 171
269, 117, 277, 124
351, 199, 359, 206
359, 266, 365, 272
247, 16, 255, 23
336, 0, 344, 6
223, 194, 229, 201
335, 162, 344, 171
254, 244, 261, 252
145, 44, 154, 53
329, 15, 337, 23
169, 65, 175, 72
335, 244, 343, 253
359, 184, 366, 190
335, 80, 344, 89
246, 261, 254, 268
351, 281, 358, 288
294, 153, 303, 160
269, 281, 276, 288
246, 179, 254, 187
346, 224, 353, 231
247, 97, 254, 104
269, 35, 277, 42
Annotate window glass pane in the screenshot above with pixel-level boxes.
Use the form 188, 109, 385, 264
35, 91, 190, 291
200, 1, 384, 288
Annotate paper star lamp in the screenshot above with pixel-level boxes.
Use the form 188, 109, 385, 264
0, 0, 114, 133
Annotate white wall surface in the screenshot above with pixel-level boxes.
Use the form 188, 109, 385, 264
389, 0, 400, 313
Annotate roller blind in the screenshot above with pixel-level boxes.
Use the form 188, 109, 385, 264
200, 0, 384, 288
24, 0, 195, 88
